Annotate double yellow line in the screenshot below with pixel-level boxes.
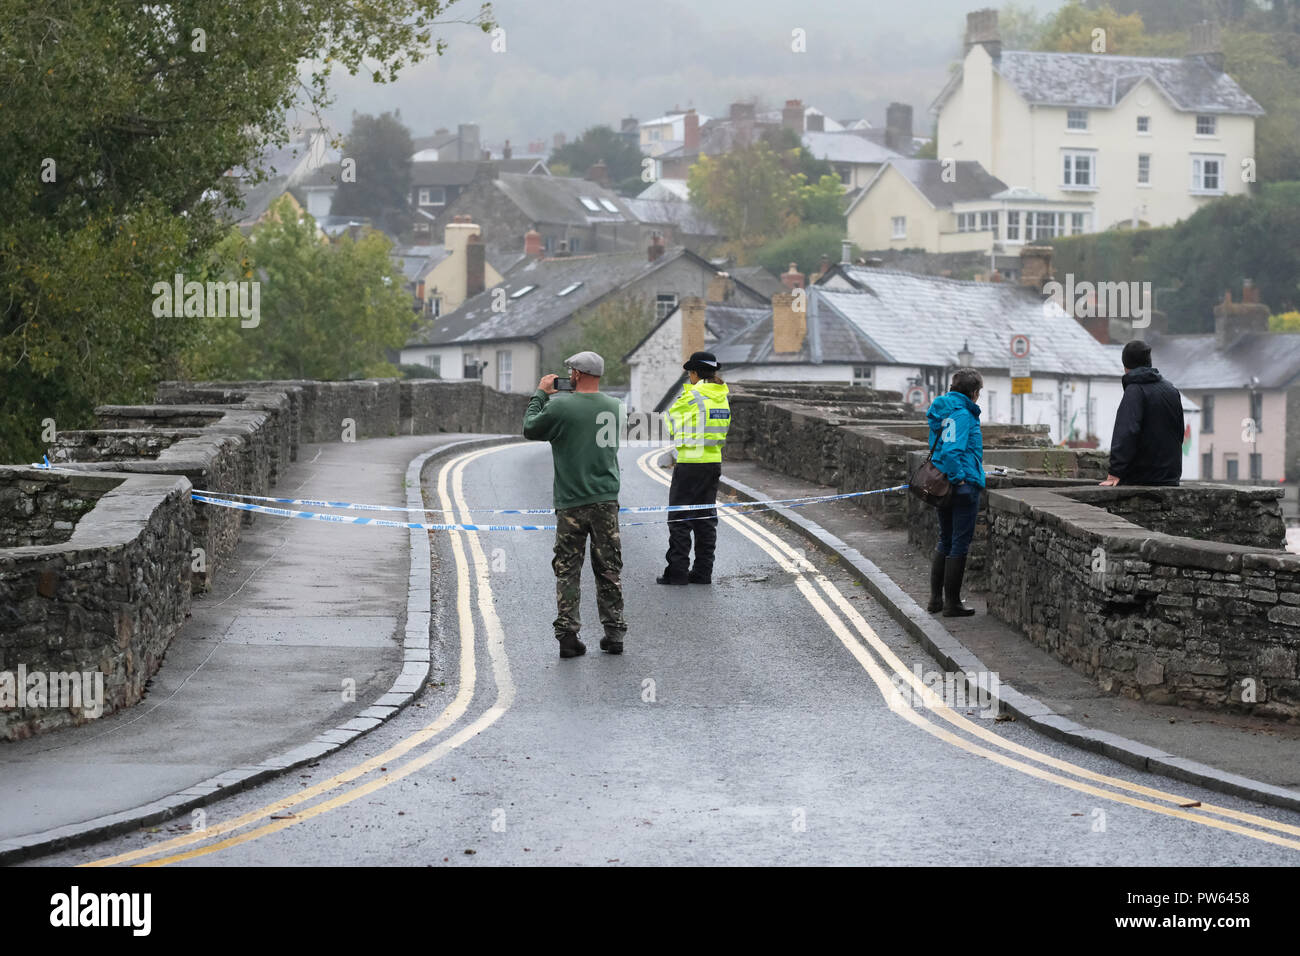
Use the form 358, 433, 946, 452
633, 447, 1300, 852
85, 442, 522, 866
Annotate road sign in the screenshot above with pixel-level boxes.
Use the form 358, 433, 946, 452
1010, 334, 1031, 359
1010, 356, 1031, 379
906, 386, 927, 408
1012, 377, 1033, 395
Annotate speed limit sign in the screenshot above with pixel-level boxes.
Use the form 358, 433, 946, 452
1010, 334, 1030, 359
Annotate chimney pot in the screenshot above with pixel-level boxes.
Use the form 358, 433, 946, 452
781, 262, 806, 290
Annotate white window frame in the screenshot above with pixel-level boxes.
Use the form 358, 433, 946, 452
1070, 212, 1089, 235
1067, 109, 1089, 131
1062, 149, 1098, 190
496, 350, 513, 392
891, 216, 907, 240
852, 365, 873, 387
578, 196, 601, 212
425, 354, 441, 376
656, 293, 678, 320
1005, 210, 1021, 242
1137, 153, 1151, 186
1191, 154, 1226, 195
1195, 114, 1218, 137
1137, 115, 1151, 134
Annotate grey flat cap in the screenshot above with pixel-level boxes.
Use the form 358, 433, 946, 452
564, 350, 604, 377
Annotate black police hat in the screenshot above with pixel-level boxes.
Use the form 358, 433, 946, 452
683, 351, 721, 373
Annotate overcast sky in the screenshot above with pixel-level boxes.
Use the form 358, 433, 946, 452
312, 0, 1063, 150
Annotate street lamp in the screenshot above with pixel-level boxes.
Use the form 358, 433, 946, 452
957, 340, 974, 368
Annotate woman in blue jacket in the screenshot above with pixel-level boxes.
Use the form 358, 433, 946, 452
925, 368, 986, 617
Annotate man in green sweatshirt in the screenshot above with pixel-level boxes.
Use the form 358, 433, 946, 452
523, 350, 628, 659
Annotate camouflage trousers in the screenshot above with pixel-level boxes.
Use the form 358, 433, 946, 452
552, 501, 627, 641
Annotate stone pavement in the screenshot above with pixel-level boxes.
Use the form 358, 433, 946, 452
720, 460, 1300, 805
0, 433, 491, 859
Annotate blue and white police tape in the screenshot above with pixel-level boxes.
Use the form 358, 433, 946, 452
190, 485, 910, 517
191, 484, 910, 532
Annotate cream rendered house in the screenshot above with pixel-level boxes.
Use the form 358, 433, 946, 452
846, 159, 1094, 255
414, 217, 505, 317
935, 11, 1263, 233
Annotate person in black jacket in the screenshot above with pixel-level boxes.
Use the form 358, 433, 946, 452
1102, 340, 1185, 487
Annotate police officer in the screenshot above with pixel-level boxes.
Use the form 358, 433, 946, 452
658, 351, 730, 585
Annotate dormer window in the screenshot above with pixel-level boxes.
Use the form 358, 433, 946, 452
1067, 109, 1089, 131
578, 197, 601, 212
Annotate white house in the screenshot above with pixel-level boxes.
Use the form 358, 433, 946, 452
934, 11, 1263, 232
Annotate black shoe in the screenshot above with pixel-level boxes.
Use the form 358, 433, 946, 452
942, 555, 977, 617
927, 552, 946, 613
656, 574, 689, 585
687, 573, 712, 584
558, 633, 586, 658
600, 635, 624, 654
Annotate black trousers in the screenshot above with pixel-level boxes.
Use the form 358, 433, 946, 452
663, 461, 722, 580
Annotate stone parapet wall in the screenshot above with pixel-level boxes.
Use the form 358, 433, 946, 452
0, 468, 191, 740
987, 485, 1300, 719
1067, 485, 1286, 550
0, 469, 111, 548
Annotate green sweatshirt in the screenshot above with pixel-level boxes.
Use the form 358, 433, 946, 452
522, 389, 624, 510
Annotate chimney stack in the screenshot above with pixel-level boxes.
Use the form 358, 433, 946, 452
781, 262, 806, 290
683, 109, 700, 154
502, 139, 512, 160
885, 103, 914, 153
1214, 291, 1269, 350
524, 228, 543, 258
782, 99, 805, 134
465, 233, 486, 298
707, 272, 733, 303
840, 239, 852, 266
1242, 277, 1260, 304
648, 231, 666, 262
681, 297, 707, 361
729, 102, 756, 122
965, 8, 1002, 60
1188, 21, 1224, 74
772, 293, 807, 355
1019, 245, 1054, 293
457, 123, 481, 162
584, 160, 611, 187
621, 117, 639, 134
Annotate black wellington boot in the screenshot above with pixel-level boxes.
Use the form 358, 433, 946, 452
942, 555, 977, 617
927, 552, 946, 613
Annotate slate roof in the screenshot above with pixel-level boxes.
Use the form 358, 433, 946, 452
637, 179, 691, 201
726, 266, 785, 299
621, 198, 720, 237
411, 159, 546, 188
406, 247, 706, 347
812, 267, 1121, 376
492, 173, 634, 226
711, 300, 889, 367
1146, 332, 1300, 390
880, 159, 1007, 209
934, 50, 1264, 116
802, 130, 904, 166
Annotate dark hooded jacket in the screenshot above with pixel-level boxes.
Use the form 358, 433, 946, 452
1108, 366, 1184, 486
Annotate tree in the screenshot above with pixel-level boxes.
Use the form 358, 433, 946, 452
999, 2, 1048, 48
755, 226, 861, 277
687, 143, 801, 255
330, 112, 415, 236
797, 174, 848, 227
548, 296, 657, 388
1039, 1, 1147, 53
549, 126, 646, 194
0, 0, 493, 462
184, 199, 413, 381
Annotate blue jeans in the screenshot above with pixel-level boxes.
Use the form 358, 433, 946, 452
936, 483, 981, 558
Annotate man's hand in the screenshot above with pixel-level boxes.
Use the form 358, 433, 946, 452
1099, 474, 1120, 487
538, 374, 559, 395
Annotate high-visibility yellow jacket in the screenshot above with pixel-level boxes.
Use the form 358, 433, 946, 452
667, 381, 730, 464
